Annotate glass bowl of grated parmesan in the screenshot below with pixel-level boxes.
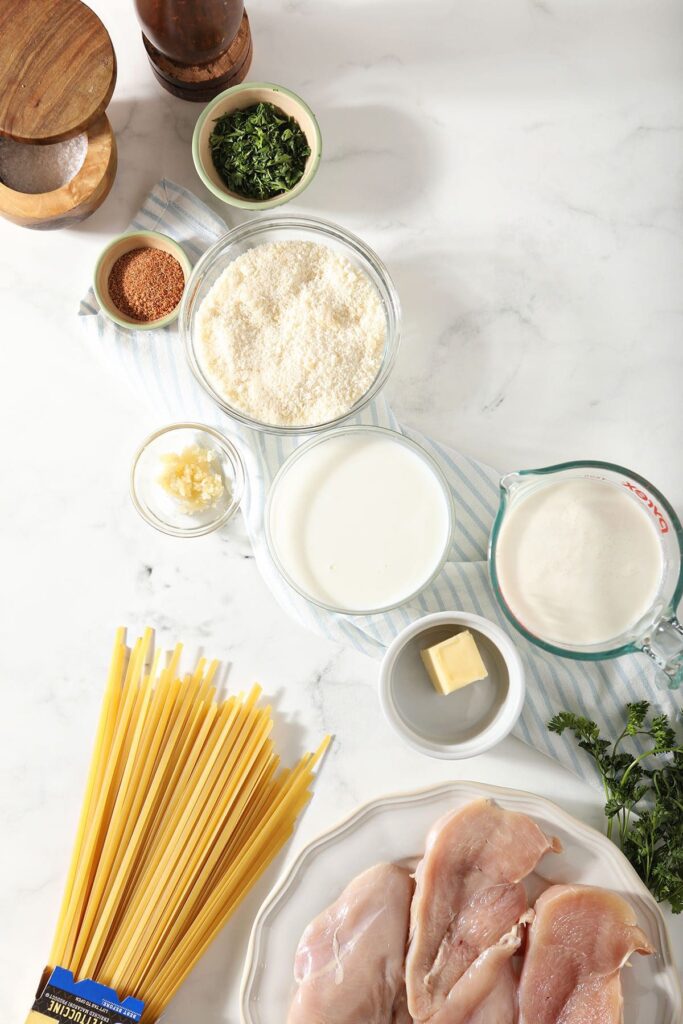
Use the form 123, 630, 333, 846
180, 215, 401, 433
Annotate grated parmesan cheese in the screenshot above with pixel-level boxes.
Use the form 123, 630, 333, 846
196, 241, 386, 427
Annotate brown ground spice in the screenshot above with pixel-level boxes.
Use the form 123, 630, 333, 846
108, 247, 185, 322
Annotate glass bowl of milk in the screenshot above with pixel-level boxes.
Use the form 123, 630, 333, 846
266, 426, 455, 615
489, 461, 683, 688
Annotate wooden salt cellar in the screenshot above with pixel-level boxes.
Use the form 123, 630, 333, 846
0, 0, 117, 229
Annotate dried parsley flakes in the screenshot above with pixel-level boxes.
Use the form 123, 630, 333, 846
209, 102, 311, 200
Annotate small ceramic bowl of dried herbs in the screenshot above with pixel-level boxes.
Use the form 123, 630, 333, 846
192, 82, 322, 210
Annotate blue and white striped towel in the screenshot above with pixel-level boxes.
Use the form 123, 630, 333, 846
79, 179, 679, 786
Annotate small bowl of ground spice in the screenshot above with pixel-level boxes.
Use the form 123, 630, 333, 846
94, 231, 192, 330
192, 82, 322, 210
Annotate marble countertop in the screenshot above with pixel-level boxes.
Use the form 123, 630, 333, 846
1, 0, 681, 1020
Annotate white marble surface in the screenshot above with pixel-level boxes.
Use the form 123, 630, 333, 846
1, 0, 682, 1020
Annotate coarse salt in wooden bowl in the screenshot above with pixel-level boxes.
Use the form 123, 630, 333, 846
192, 82, 322, 211
0, 0, 118, 230
0, 116, 117, 230
93, 230, 192, 331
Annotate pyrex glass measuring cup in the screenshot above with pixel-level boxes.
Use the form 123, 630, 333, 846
488, 461, 683, 688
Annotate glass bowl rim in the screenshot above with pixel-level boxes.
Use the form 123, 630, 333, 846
488, 458, 683, 660
264, 424, 456, 615
179, 214, 402, 435
130, 421, 246, 538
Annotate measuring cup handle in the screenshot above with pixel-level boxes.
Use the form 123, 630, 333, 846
640, 615, 683, 689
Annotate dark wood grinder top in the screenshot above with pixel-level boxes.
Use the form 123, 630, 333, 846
0, 0, 116, 143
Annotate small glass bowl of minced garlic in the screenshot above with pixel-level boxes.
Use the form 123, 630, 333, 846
130, 423, 245, 537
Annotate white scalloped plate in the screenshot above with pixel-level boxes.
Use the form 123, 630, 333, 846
240, 781, 681, 1023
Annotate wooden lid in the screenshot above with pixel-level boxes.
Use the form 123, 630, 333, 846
0, 0, 116, 143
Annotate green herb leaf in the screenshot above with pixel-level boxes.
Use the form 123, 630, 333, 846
548, 703, 683, 913
209, 102, 311, 200
626, 700, 650, 734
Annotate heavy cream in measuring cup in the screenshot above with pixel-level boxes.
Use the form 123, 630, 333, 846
268, 432, 451, 612
495, 478, 663, 646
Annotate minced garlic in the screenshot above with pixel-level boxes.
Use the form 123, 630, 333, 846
158, 445, 225, 511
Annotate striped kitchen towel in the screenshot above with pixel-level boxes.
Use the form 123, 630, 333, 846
79, 179, 679, 786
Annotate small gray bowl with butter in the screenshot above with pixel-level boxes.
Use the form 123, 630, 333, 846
379, 612, 525, 759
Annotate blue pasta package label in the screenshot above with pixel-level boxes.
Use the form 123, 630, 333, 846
30, 967, 145, 1024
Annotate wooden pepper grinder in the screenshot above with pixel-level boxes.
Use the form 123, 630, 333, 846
134, 0, 253, 102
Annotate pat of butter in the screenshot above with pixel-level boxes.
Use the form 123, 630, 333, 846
420, 630, 488, 695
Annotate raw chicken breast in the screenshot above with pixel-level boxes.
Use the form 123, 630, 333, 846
288, 863, 414, 1024
463, 960, 518, 1024
424, 920, 526, 1024
518, 884, 653, 1024
392, 986, 415, 1024
406, 799, 559, 1022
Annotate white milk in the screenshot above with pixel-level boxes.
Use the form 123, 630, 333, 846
268, 433, 451, 612
495, 478, 663, 646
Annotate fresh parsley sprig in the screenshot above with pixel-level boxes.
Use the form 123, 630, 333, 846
209, 102, 311, 200
548, 703, 683, 913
